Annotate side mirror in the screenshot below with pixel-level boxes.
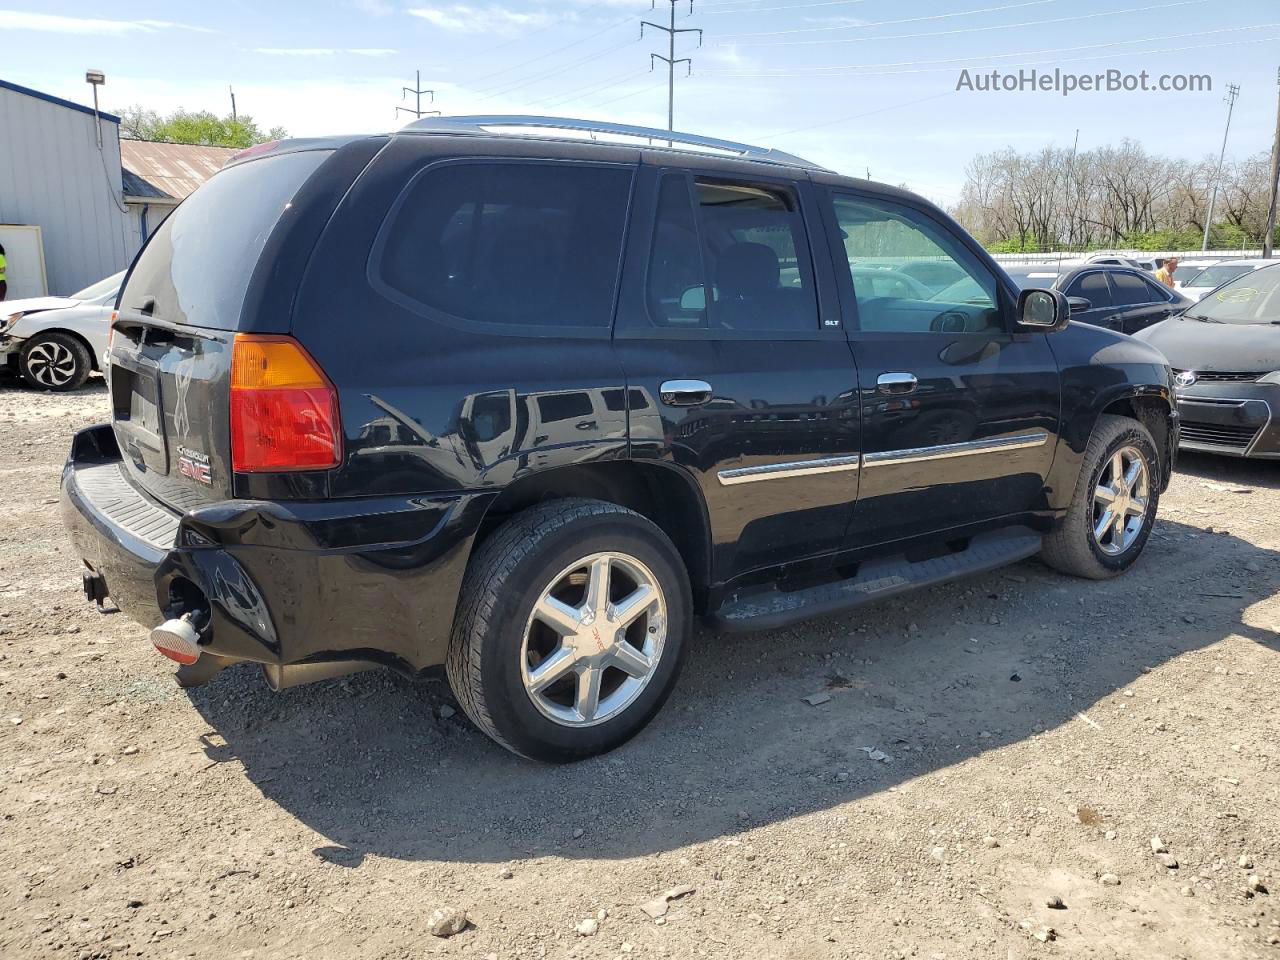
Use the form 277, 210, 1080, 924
1067, 296, 1092, 314
1016, 288, 1071, 333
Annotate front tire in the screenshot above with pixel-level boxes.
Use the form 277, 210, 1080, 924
1041, 414, 1160, 579
446, 498, 691, 762
19, 332, 91, 391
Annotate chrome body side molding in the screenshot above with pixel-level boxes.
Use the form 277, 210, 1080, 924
861, 432, 1050, 468
716, 432, 1051, 486
718, 454, 862, 486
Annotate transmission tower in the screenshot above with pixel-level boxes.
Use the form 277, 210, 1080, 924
397, 70, 440, 120
642, 0, 702, 132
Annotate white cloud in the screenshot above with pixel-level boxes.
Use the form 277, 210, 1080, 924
0, 10, 211, 35
406, 5, 553, 34
253, 47, 398, 57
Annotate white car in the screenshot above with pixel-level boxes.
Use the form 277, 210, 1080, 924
1175, 259, 1277, 302
0, 272, 121, 391
1087, 254, 1155, 272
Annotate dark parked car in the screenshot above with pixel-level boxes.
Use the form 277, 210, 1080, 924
1136, 262, 1280, 458
61, 117, 1178, 761
1003, 264, 1192, 335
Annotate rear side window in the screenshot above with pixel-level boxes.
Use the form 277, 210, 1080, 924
1110, 271, 1156, 307
376, 161, 632, 329
645, 174, 819, 333
121, 150, 330, 329
1065, 272, 1112, 308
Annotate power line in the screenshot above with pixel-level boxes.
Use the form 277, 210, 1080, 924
697, 33, 1280, 83
718, 0, 1206, 46
719, 0, 1055, 40
698, 0, 869, 12
466, 10, 640, 92
698, 22, 1280, 78
529, 67, 645, 109
473, 35, 640, 102
643, 0, 703, 131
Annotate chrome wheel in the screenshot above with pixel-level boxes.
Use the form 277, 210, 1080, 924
520, 551, 667, 728
25, 340, 78, 387
1092, 445, 1150, 556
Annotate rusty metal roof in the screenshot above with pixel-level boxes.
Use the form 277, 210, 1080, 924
119, 139, 239, 202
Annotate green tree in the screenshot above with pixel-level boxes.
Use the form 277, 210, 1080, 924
116, 105, 286, 147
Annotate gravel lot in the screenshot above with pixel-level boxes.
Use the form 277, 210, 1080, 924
1, 375, 1277, 960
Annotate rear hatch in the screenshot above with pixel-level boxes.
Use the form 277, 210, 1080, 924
110, 148, 335, 508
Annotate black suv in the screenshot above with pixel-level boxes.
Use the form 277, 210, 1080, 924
61, 117, 1178, 762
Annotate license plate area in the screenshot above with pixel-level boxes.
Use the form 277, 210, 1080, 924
111, 361, 168, 474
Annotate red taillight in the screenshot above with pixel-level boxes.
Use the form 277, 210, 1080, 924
230, 335, 341, 473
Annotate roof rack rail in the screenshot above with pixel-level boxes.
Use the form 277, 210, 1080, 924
402, 115, 825, 172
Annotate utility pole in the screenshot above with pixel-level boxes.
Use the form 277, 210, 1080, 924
397, 70, 440, 120
643, 0, 702, 133
1263, 67, 1280, 258
1203, 82, 1241, 251
229, 86, 237, 123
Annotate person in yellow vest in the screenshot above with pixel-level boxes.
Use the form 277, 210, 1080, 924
1154, 256, 1178, 289
0, 243, 7, 301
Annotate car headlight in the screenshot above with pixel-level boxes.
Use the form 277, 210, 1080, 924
1256, 372, 1280, 385
0, 312, 22, 334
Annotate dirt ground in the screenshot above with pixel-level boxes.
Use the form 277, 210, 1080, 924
1, 374, 1277, 960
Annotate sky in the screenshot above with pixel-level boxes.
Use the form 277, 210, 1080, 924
1, 0, 1278, 205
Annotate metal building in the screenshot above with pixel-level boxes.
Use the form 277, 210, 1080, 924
0, 78, 134, 297
121, 140, 237, 243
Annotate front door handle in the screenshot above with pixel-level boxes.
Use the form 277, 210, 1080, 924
877, 372, 918, 396
660, 379, 713, 406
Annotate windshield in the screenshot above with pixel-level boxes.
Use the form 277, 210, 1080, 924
72, 271, 125, 302
1189, 264, 1280, 324
1185, 264, 1256, 289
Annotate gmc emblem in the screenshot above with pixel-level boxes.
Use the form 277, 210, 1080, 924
176, 446, 213, 486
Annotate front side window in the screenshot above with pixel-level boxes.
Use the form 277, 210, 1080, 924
830, 194, 1000, 334
378, 161, 632, 329
645, 174, 819, 333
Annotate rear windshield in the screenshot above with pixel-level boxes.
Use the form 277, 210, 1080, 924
120, 150, 330, 329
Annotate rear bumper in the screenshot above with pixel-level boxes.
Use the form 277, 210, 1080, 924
1176, 388, 1280, 459
60, 424, 493, 673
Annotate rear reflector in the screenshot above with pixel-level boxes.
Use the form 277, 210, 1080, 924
150, 618, 202, 665
230, 335, 341, 472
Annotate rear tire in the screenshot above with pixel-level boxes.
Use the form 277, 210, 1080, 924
19, 332, 91, 391
1041, 414, 1160, 580
446, 498, 691, 762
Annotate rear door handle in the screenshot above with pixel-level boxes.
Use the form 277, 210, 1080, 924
660, 379, 713, 406
877, 372, 918, 395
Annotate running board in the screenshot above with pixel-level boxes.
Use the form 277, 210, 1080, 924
709, 527, 1043, 633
